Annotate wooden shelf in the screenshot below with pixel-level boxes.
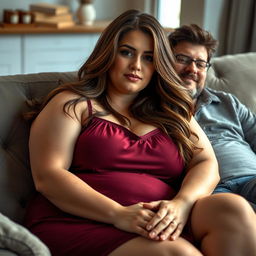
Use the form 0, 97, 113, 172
0, 21, 173, 35
0, 21, 110, 34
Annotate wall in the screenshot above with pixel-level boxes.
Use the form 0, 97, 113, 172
180, 0, 205, 28
1, 0, 229, 57
180, 0, 224, 38
180, 0, 227, 56
0, 0, 153, 22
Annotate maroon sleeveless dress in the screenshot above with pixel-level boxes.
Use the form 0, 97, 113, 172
25, 100, 185, 256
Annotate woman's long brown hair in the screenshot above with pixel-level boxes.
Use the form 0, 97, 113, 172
26, 9, 198, 166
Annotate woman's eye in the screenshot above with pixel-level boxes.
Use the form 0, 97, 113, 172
120, 49, 133, 57
144, 55, 153, 62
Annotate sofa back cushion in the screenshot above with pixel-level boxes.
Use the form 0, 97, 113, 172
206, 52, 256, 113
0, 72, 76, 223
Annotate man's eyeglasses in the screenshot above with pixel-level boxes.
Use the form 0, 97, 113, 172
175, 54, 211, 70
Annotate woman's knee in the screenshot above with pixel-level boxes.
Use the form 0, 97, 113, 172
199, 193, 254, 217
215, 193, 256, 228
191, 193, 256, 238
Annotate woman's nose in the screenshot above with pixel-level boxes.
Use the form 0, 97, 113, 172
130, 56, 141, 71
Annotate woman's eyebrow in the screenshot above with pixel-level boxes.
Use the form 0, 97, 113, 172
119, 44, 135, 50
119, 44, 153, 54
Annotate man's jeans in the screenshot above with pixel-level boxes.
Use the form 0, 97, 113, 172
213, 175, 256, 211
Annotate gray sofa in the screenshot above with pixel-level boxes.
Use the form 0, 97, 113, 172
0, 53, 255, 255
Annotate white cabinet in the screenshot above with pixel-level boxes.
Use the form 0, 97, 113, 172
23, 34, 99, 74
0, 36, 22, 75
0, 34, 100, 75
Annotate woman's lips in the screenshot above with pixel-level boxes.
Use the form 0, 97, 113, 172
124, 74, 142, 82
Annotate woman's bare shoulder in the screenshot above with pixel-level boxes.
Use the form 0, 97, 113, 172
49, 90, 83, 104
43, 91, 89, 123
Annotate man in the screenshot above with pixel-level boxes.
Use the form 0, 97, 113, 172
168, 24, 256, 211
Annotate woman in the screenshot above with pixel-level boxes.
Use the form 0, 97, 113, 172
25, 9, 256, 256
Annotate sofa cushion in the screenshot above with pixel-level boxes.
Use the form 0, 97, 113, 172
0, 72, 77, 224
0, 249, 18, 256
206, 52, 256, 113
0, 213, 50, 256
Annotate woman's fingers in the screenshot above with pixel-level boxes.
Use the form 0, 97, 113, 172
161, 221, 183, 241
144, 201, 187, 241
115, 201, 185, 241
149, 218, 184, 241
131, 204, 156, 233
148, 214, 174, 239
159, 219, 177, 240
136, 226, 155, 239
146, 205, 169, 231
113, 203, 156, 236
143, 201, 159, 210
169, 223, 183, 241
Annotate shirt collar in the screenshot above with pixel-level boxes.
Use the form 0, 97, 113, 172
195, 88, 221, 112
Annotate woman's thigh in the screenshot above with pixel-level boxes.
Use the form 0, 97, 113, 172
108, 236, 202, 256
190, 193, 254, 241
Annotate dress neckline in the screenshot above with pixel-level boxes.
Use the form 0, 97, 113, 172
93, 116, 161, 140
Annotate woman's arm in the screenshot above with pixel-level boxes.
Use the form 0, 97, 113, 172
29, 92, 120, 222
174, 116, 219, 203
143, 116, 219, 240
29, 92, 153, 237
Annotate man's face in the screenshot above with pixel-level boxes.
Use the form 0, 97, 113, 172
173, 41, 209, 101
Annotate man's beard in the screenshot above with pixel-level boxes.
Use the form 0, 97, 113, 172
187, 86, 202, 99
179, 72, 202, 99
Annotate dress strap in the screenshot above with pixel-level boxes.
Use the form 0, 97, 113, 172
87, 99, 93, 117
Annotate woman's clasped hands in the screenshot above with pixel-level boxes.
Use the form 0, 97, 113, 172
113, 198, 192, 242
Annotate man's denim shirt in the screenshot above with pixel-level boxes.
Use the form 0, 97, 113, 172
194, 88, 256, 182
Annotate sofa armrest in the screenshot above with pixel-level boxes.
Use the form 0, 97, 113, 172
0, 213, 50, 256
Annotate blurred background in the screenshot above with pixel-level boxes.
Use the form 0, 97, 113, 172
0, 0, 255, 75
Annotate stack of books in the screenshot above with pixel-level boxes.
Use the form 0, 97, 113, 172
30, 3, 75, 28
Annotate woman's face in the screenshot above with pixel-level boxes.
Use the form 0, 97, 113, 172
107, 29, 155, 97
